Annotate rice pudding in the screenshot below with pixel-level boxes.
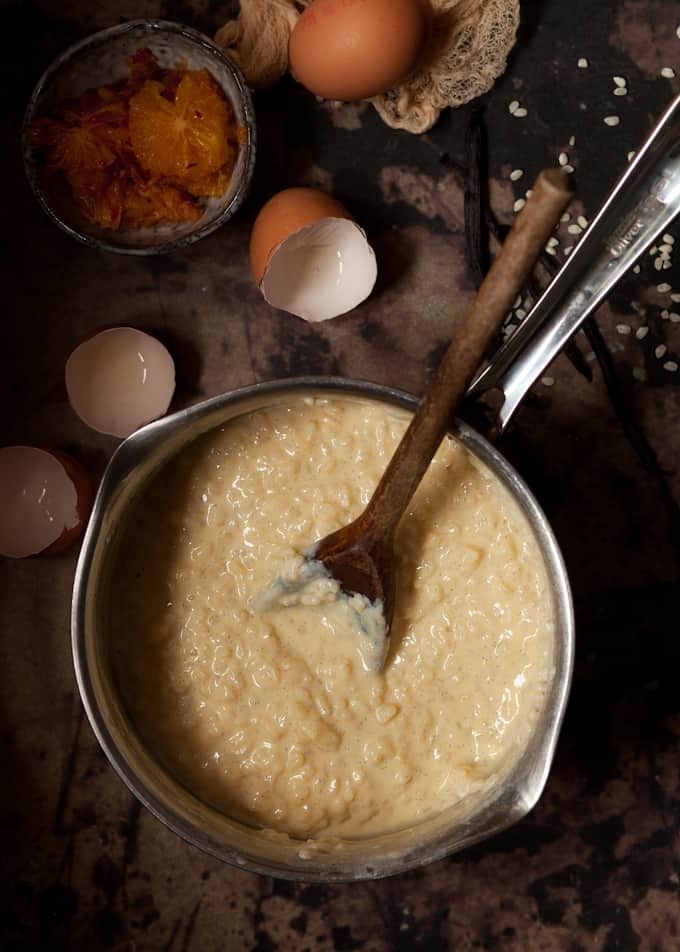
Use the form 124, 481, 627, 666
111, 396, 555, 839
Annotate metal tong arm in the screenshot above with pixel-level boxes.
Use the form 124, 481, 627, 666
466, 93, 680, 435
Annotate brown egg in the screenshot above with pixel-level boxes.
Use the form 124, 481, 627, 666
0, 446, 93, 558
250, 188, 352, 284
289, 0, 427, 102
250, 188, 377, 322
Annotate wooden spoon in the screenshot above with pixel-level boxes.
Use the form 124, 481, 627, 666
314, 168, 573, 667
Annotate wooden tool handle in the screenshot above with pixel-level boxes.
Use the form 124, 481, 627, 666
360, 168, 573, 538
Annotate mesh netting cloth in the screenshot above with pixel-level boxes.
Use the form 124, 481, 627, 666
215, 0, 519, 133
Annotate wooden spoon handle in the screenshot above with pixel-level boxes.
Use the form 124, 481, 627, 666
360, 168, 573, 538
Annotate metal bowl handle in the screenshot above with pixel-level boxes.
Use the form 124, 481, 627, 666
465, 93, 680, 436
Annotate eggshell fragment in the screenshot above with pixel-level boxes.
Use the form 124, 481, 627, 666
250, 188, 377, 322
289, 0, 427, 102
66, 327, 175, 438
0, 446, 93, 558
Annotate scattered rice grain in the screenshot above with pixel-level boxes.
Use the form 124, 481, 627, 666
541, 376, 555, 387
513, 198, 526, 212
635, 327, 649, 339
578, 58, 589, 68
661, 67, 676, 79
604, 115, 620, 126
510, 169, 524, 181
655, 345, 667, 359
663, 361, 678, 372
616, 324, 631, 335
657, 283, 672, 293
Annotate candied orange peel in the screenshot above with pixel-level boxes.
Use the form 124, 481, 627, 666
29, 49, 242, 230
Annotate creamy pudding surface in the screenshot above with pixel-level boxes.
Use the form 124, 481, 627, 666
111, 397, 555, 839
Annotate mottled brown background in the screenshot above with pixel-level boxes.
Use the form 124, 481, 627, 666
2, 1, 680, 950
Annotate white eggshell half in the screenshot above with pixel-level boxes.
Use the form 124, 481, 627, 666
0, 446, 79, 558
66, 327, 176, 438
260, 218, 377, 322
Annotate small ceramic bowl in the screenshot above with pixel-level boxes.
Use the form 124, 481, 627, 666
22, 20, 256, 255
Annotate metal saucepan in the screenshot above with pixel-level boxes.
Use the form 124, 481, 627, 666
72, 95, 680, 881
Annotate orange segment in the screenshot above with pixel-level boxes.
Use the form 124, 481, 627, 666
127, 47, 161, 88
184, 158, 234, 197
175, 70, 233, 169
31, 91, 131, 174
160, 65, 185, 101
122, 180, 201, 227
30, 119, 120, 176
66, 169, 125, 230
129, 70, 233, 181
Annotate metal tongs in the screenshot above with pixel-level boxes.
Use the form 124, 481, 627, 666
466, 93, 680, 434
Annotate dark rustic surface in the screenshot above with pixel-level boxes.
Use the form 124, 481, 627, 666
2, 1, 680, 950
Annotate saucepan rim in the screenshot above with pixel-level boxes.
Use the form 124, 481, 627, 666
71, 376, 574, 881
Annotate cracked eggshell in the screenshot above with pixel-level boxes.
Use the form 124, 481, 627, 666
250, 187, 377, 322
0, 446, 93, 558
66, 327, 176, 439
